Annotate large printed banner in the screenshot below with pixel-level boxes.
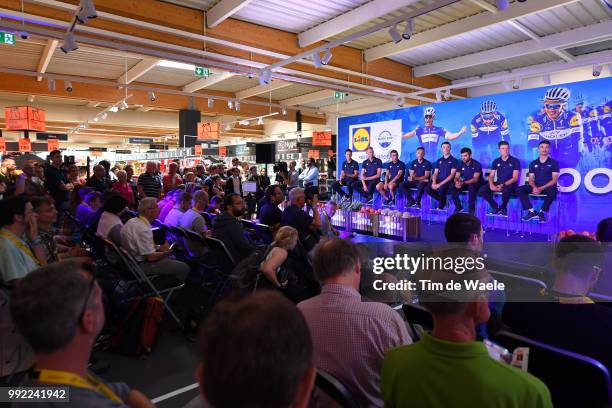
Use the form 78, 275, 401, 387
338, 77, 612, 231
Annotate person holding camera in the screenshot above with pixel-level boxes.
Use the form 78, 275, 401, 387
281, 187, 321, 252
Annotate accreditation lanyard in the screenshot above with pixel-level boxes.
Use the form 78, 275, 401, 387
32, 369, 123, 403
0, 229, 40, 266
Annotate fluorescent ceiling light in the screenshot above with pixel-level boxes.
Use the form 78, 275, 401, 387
157, 60, 196, 71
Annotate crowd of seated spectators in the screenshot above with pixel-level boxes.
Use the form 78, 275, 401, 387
1, 150, 610, 407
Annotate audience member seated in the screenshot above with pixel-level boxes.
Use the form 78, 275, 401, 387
86, 165, 113, 193
212, 193, 254, 263
281, 187, 321, 252
179, 190, 209, 236
206, 196, 222, 216
189, 291, 315, 408
97, 194, 128, 246
0, 196, 47, 284
10, 261, 155, 408
32, 196, 86, 263
298, 238, 411, 407
258, 226, 298, 289
503, 235, 612, 371
76, 191, 102, 227
164, 192, 192, 227
113, 170, 135, 209
159, 188, 181, 223
319, 201, 340, 240
381, 248, 553, 408
121, 198, 189, 283
163, 162, 183, 194
258, 185, 283, 229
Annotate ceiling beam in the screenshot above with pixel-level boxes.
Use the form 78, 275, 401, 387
412, 20, 612, 77
280, 90, 335, 107
235, 80, 293, 100
206, 0, 255, 28
298, 0, 421, 47
364, 0, 579, 61
119, 58, 161, 84
465, 0, 498, 13
182, 71, 235, 93
507, 21, 575, 62
36, 38, 58, 82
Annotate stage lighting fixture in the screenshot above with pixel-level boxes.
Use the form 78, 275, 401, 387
208, 98, 214, 108
512, 79, 521, 90
402, 19, 415, 40
235, 100, 241, 111
388, 25, 402, 44
281, 106, 287, 115
311, 52, 322, 68
592, 65, 603, 77
93, 116, 99, 122
77, 0, 97, 24
65, 81, 73, 92
496, 0, 509, 10
60, 32, 78, 53
394, 96, 405, 107
239, 120, 249, 126
224, 124, 232, 131
321, 49, 333, 65
149, 91, 156, 101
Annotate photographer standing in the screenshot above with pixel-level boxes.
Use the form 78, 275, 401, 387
298, 158, 320, 199
281, 187, 321, 252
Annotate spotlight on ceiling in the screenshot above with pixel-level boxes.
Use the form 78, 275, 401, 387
592, 65, 603, 77
148, 91, 156, 102
93, 116, 99, 122
65, 81, 73, 92
48, 79, 56, 91
109, 106, 119, 113
208, 98, 214, 109
224, 124, 232, 131
512, 78, 521, 90
60, 32, 78, 54
435, 91, 442, 102
388, 25, 402, 44
442, 89, 451, 100
321, 49, 333, 65
77, 0, 97, 24
239, 120, 249, 126
402, 19, 415, 40
311, 51, 322, 68
257, 117, 264, 125
120, 101, 128, 110
281, 106, 287, 115
543, 74, 551, 85
496, 0, 509, 11
101, 112, 108, 120
227, 100, 233, 109
258, 69, 272, 85
235, 100, 240, 111
393, 96, 405, 107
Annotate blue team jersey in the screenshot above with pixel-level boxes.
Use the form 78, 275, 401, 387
598, 103, 612, 136
387, 160, 406, 182
470, 112, 510, 147
434, 155, 459, 180
575, 107, 602, 140
490, 156, 521, 184
529, 157, 560, 187
409, 159, 432, 178
341, 160, 359, 179
456, 159, 482, 181
527, 110, 583, 167
415, 126, 447, 159
362, 157, 383, 178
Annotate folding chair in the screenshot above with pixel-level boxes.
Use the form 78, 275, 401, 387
495, 331, 612, 408
202, 236, 237, 275
314, 369, 360, 408
100, 237, 184, 328
254, 223, 274, 245
488, 270, 547, 302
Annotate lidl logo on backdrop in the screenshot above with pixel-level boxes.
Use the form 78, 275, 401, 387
352, 127, 370, 151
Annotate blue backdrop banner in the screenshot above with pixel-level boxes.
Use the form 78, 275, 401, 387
337, 77, 612, 232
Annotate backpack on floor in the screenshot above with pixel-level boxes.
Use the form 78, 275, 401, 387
111, 296, 163, 357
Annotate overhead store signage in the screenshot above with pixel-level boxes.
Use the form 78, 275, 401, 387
128, 137, 153, 144
297, 142, 312, 148
194, 144, 202, 155
219, 146, 227, 157
277, 139, 298, 153
197, 122, 220, 140
47, 138, 59, 152
312, 131, 332, 146
149, 144, 168, 150
115, 150, 132, 154
36, 132, 68, 141
334, 91, 346, 100
89, 147, 108, 152
18, 138, 31, 152
195, 67, 210, 77
308, 149, 320, 159
0, 137, 5, 152
5, 106, 46, 131
0, 32, 15, 45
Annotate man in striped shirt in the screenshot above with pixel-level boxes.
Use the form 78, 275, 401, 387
137, 161, 163, 199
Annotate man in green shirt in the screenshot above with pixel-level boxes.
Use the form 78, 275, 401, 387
381, 248, 552, 408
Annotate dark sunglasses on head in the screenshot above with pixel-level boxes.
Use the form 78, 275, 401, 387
545, 104, 562, 109
482, 114, 494, 120
424, 115, 433, 119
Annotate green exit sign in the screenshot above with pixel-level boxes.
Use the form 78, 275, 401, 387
195, 67, 210, 77
0, 32, 15, 45
334, 91, 347, 100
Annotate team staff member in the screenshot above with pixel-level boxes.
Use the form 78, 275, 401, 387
517, 140, 560, 222
400, 147, 431, 209
331, 149, 360, 202
450, 148, 484, 215
376, 149, 405, 206
402, 107, 467, 160
478, 141, 521, 216
426, 142, 458, 210
356, 147, 382, 203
